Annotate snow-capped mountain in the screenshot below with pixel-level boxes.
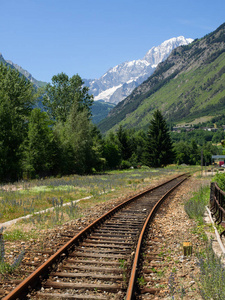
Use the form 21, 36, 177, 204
85, 36, 193, 104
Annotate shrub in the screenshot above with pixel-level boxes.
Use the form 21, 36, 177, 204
120, 160, 132, 170
213, 172, 225, 191
184, 186, 209, 222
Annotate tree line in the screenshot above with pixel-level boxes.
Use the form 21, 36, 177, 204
0, 64, 219, 182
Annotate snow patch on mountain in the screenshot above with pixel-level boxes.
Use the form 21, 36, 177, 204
85, 36, 193, 104
95, 84, 123, 101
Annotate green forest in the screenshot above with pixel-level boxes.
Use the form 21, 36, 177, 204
0, 63, 221, 182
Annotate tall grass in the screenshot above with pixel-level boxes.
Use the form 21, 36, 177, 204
196, 241, 225, 300
0, 166, 183, 224
184, 185, 209, 222
184, 175, 225, 299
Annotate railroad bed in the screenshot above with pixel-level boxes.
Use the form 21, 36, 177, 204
3, 174, 188, 300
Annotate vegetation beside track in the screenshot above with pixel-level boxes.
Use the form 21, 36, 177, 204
0, 165, 198, 237
0, 166, 198, 278
182, 172, 225, 300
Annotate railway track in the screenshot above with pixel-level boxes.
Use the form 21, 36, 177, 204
3, 173, 189, 300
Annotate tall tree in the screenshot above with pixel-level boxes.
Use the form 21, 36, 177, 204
116, 125, 132, 161
143, 110, 174, 167
43, 73, 93, 123
54, 102, 97, 174
0, 64, 34, 181
23, 108, 57, 178
42, 72, 97, 175
102, 131, 121, 169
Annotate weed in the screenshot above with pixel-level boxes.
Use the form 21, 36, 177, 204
0, 227, 25, 274
172, 267, 177, 273
151, 267, 157, 273
196, 240, 225, 299
168, 271, 187, 300
158, 251, 165, 257
119, 258, 126, 269
119, 258, 128, 283
157, 269, 165, 277
137, 276, 146, 286
168, 272, 176, 299
179, 285, 186, 299
191, 224, 208, 241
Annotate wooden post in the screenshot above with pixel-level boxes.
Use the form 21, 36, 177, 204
183, 241, 192, 256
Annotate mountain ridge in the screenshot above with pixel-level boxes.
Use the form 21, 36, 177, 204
0, 53, 47, 88
97, 22, 225, 133
85, 36, 193, 104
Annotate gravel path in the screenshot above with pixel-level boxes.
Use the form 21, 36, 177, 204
138, 176, 209, 299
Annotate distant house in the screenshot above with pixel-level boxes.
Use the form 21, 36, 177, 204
202, 127, 218, 132
172, 125, 192, 132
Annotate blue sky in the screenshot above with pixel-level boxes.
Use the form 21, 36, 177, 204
1, 0, 225, 82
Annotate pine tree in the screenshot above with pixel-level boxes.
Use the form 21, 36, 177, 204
116, 125, 132, 161
144, 110, 174, 167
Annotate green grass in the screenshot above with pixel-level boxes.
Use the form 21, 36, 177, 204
182, 172, 225, 299
0, 165, 192, 238
4, 228, 38, 241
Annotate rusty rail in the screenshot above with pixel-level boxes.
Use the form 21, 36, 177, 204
126, 174, 189, 300
4, 173, 188, 300
210, 182, 225, 236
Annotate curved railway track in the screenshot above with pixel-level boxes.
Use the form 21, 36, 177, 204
3, 173, 189, 300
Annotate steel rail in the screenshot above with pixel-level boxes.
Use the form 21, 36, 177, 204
126, 174, 189, 300
3, 173, 188, 300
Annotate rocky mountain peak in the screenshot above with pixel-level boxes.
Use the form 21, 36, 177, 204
144, 36, 193, 66
85, 36, 193, 104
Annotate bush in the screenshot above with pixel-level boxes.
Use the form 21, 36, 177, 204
120, 160, 132, 170
213, 172, 225, 191
184, 186, 209, 222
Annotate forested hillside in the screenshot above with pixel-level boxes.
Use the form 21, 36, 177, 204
0, 62, 220, 182
98, 22, 225, 133
2, 23, 225, 181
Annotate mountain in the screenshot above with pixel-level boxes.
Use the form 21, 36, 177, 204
0, 53, 47, 88
6, 60, 47, 88
98, 22, 225, 133
85, 36, 193, 105
91, 101, 116, 124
